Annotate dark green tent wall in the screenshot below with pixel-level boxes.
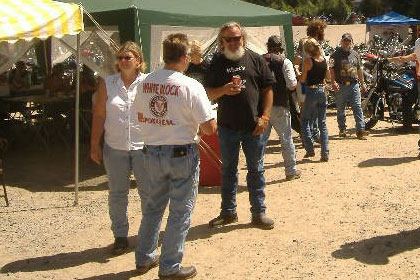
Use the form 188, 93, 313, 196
61, 0, 294, 70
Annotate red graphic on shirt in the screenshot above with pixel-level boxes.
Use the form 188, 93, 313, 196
150, 95, 168, 118
143, 82, 180, 96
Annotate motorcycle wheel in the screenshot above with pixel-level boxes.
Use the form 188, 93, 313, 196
362, 95, 382, 130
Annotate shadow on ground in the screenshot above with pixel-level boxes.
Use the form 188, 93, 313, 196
331, 227, 420, 265
358, 156, 418, 168
4, 143, 107, 192
0, 236, 137, 274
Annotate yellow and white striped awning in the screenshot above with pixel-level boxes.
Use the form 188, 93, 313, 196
0, 0, 83, 43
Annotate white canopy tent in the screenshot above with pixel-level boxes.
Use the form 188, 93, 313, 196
0, 0, 84, 205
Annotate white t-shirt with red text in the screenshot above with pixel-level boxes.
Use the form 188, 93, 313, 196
135, 69, 214, 145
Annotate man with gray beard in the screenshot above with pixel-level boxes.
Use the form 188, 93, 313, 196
205, 22, 275, 229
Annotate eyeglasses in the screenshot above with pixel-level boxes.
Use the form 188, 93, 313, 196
222, 36, 242, 43
117, 56, 135, 61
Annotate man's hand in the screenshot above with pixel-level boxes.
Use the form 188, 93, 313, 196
252, 117, 269, 136
332, 81, 340, 92
360, 83, 367, 93
223, 82, 241, 96
90, 144, 102, 165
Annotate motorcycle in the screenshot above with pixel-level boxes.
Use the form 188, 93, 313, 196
362, 58, 418, 129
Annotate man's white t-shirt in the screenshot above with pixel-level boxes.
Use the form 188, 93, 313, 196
135, 69, 214, 145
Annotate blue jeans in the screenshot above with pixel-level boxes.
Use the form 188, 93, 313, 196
218, 126, 266, 216
264, 106, 298, 177
301, 87, 329, 158
103, 143, 145, 238
336, 83, 365, 131
135, 144, 199, 276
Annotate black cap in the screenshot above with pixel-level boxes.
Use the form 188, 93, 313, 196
342, 33, 353, 41
267, 35, 282, 48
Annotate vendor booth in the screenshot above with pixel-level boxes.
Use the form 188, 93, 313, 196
366, 11, 420, 42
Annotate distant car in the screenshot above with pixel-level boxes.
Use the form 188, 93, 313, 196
292, 14, 305, 26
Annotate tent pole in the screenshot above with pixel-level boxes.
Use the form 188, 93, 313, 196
74, 33, 81, 206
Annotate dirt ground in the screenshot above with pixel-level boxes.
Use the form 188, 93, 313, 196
1, 110, 420, 280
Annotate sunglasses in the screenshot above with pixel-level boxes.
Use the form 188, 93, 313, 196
223, 36, 242, 43
117, 56, 135, 61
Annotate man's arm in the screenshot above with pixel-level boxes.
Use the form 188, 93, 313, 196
283, 59, 297, 91
253, 86, 273, 136
206, 83, 240, 101
199, 119, 217, 135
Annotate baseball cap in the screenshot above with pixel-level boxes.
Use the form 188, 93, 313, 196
267, 35, 282, 48
342, 33, 353, 41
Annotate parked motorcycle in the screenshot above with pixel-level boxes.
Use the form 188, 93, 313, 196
362, 58, 418, 129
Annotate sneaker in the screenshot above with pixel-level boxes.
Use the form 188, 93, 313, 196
286, 170, 302, 181
303, 151, 315, 158
251, 213, 274, 230
112, 237, 129, 255
208, 213, 238, 228
339, 129, 347, 138
356, 130, 369, 140
136, 255, 159, 275
159, 266, 197, 279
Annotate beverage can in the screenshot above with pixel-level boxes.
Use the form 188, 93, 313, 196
232, 75, 241, 86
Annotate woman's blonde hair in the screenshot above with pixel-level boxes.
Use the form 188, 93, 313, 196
116, 41, 146, 73
304, 38, 321, 57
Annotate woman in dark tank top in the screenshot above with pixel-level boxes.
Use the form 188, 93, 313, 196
299, 38, 330, 161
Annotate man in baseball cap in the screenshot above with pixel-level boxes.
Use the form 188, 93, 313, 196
262, 35, 301, 181
329, 32, 369, 139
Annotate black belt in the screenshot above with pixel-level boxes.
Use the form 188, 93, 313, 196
143, 143, 195, 157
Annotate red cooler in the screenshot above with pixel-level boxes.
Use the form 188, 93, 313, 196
198, 133, 222, 186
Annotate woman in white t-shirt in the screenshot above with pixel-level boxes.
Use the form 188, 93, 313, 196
90, 41, 147, 255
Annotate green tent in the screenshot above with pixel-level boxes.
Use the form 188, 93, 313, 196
61, 0, 293, 70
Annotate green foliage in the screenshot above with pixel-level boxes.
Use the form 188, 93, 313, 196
244, 0, 420, 20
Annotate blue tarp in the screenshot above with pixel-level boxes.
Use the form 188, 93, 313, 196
366, 11, 420, 26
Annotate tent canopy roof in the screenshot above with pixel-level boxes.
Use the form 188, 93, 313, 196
61, 0, 291, 27
366, 11, 420, 26
70, 0, 288, 17
0, 0, 83, 43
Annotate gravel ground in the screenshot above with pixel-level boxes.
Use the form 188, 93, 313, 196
1, 110, 420, 280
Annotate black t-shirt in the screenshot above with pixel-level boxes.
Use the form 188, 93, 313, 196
205, 49, 275, 131
330, 47, 361, 84
185, 60, 209, 85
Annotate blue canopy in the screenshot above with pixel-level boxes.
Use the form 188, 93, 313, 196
366, 12, 420, 26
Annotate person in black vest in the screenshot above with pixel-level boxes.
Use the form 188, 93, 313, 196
262, 35, 301, 181
205, 22, 275, 229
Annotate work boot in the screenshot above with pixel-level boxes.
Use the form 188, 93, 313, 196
136, 255, 159, 275
303, 151, 315, 158
112, 237, 129, 255
356, 130, 369, 140
159, 266, 197, 279
339, 129, 347, 138
251, 213, 274, 230
209, 213, 238, 228
286, 170, 302, 181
